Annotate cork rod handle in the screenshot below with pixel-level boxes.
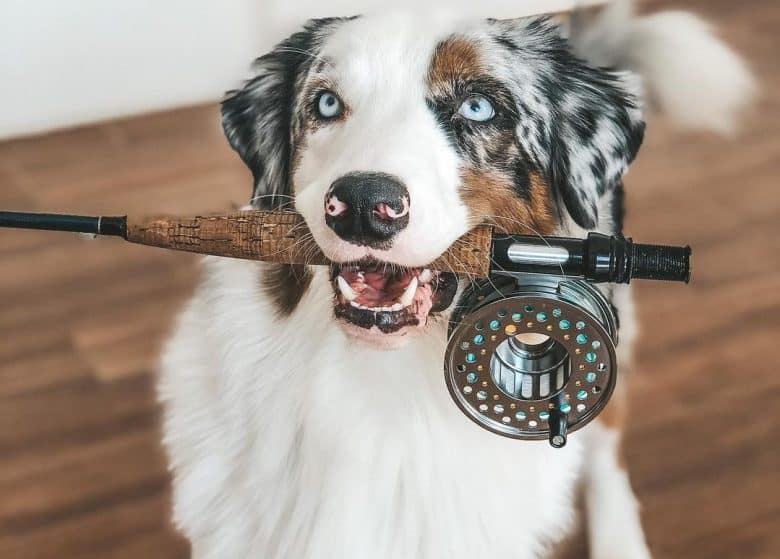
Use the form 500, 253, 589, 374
125, 210, 493, 277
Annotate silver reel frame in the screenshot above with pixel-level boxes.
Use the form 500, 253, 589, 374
445, 274, 619, 446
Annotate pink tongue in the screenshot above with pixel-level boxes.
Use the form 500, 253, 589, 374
362, 271, 390, 291
342, 269, 425, 309
359, 287, 392, 307
412, 284, 435, 321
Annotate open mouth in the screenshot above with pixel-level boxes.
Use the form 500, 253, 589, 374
331, 260, 458, 335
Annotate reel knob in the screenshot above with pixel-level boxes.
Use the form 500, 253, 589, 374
548, 409, 568, 448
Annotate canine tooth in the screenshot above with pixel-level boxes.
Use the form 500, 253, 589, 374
399, 277, 418, 307
350, 300, 361, 308
337, 276, 358, 301
419, 269, 433, 283
391, 303, 403, 312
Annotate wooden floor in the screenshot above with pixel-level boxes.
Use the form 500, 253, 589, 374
1, 1, 778, 557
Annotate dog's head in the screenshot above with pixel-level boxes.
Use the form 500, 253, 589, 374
222, 14, 644, 347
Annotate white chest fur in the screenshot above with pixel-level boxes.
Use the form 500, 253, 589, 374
159, 258, 584, 559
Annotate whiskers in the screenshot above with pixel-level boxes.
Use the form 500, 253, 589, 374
248, 193, 296, 210
271, 46, 334, 70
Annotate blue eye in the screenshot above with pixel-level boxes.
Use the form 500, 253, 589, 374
458, 95, 495, 122
317, 91, 342, 119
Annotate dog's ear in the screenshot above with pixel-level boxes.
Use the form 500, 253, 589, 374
494, 17, 646, 229
221, 18, 346, 208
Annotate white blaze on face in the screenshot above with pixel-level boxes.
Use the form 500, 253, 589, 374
293, 13, 471, 267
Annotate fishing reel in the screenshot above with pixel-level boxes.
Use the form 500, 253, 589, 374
444, 232, 691, 448
0, 210, 691, 448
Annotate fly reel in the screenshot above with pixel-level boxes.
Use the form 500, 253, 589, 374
445, 274, 619, 448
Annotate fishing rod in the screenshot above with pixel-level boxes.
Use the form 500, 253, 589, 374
0, 210, 690, 283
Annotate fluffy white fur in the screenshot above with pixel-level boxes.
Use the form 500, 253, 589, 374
159, 3, 752, 558
162, 259, 584, 557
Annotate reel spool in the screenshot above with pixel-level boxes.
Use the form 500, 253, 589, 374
445, 274, 618, 448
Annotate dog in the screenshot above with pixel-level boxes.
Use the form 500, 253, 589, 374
158, 3, 753, 557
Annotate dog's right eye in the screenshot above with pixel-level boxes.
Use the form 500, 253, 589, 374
458, 95, 495, 122
316, 91, 343, 119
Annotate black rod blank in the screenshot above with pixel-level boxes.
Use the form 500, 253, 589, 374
0, 211, 126, 237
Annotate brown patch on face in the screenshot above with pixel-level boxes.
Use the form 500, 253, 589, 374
262, 264, 313, 316
428, 38, 483, 94
460, 168, 558, 235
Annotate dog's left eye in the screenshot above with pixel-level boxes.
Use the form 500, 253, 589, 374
458, 95, 495, 122
316, 91, 343, 119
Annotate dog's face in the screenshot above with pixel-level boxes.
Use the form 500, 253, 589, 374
222, 14, 644, 347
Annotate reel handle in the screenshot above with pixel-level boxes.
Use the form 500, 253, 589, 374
491, 232, 691, 284
626, 240, 692, 283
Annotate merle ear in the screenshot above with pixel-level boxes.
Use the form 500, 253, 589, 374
546, 60, 646, 229
221, 18, 346, 208
493, 17, 646, 229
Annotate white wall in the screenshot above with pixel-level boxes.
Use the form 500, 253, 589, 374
0, 0, 601, 139
0, 0, 269, 139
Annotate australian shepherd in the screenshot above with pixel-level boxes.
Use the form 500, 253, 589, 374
158, 2, 753, 557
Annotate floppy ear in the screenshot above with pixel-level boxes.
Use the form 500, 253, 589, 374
221, 18, 346, 208
494, 17, 646, 229
545, 60, 645, 229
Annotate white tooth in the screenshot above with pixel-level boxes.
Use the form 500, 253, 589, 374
350, 300, 360, 308
391, 303, 403, 312
419, 269, 433, 284
399, 277, 418, 307
337, 276, 358, 301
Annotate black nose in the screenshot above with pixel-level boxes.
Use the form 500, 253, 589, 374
324, 172, 410, 247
